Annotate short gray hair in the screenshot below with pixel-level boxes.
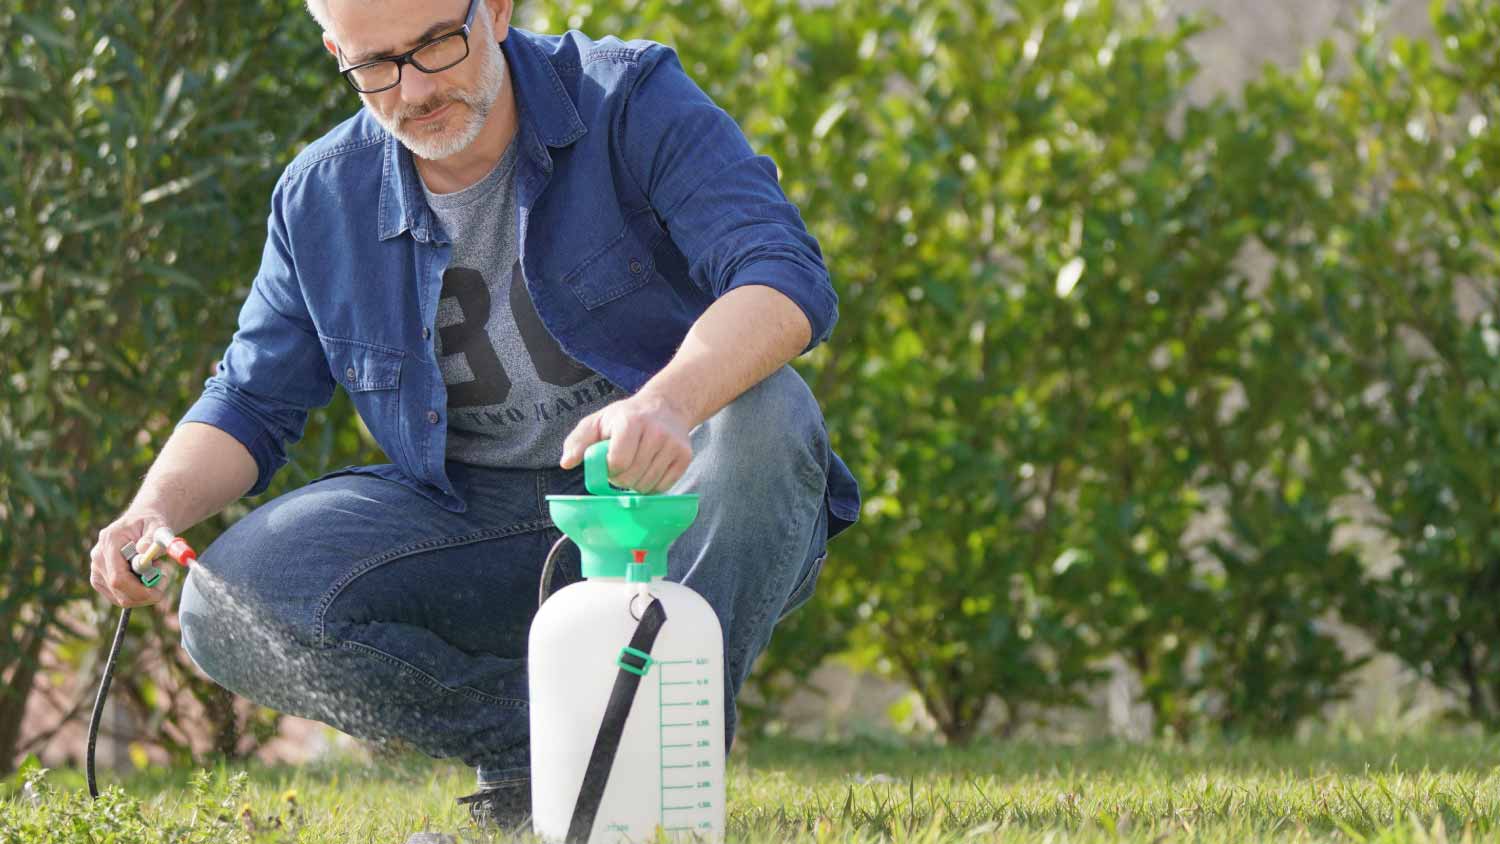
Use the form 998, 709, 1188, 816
305, 1, 505, 42
304, 0, 334, 33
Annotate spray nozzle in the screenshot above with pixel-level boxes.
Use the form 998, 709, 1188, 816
149, 526, 197, 566
121, 528, 197, 588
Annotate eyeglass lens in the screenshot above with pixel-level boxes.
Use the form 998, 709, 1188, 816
347, 33, 469, 92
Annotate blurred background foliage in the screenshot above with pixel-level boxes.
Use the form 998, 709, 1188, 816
1, 0, 1497, 773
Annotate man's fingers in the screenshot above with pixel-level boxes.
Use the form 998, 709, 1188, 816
656, 453, 691, 493
107, 571, 154, 606
105, 542, 155, 606
560, 412, 603, 469
606, 420, 643, 486
562, 398, 692, 492
88, 517, 174, 609
90, 537, 125, 606
89, 557, 117, 606
615, 428, 658, 489
633, 459, 663, 494
635, 447, 677, 493
653, 441, 693, 493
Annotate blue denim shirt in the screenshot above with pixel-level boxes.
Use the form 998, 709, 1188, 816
178, 28, 859, 538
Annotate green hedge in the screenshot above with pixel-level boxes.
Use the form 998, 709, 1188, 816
1261, 0, 1500, 728
0, 1, 378, 769
2, 0, 1497, 770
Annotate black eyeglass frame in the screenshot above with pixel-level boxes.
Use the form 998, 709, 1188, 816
337, 0, 482, 94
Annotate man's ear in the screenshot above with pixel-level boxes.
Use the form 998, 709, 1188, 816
487, 0, 514, 42
322, 32, 339, 59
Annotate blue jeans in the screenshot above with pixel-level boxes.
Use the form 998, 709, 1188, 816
177, 366, 831, 784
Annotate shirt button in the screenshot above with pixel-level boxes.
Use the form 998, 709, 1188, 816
345, 367, 357, 381
423, 326, 431, 340
629, 258, 644, 274
427, 410, 440, 424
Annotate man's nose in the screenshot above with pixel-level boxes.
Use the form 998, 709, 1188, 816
400, 65, 440, 104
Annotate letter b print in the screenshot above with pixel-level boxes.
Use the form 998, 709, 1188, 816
438, 267, 510, 408
437, 264, 592, 409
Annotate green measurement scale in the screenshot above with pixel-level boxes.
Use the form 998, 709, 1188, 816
657, 655, 718, 836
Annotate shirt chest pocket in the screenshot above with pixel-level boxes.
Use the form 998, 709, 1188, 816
561, 214, 664, 310
319, 336, 412, 473
322, 336, 404, 392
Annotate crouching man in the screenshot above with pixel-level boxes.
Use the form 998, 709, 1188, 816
87, 0, 858, 833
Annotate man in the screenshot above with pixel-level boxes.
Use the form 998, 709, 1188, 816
86, 0, 858, 832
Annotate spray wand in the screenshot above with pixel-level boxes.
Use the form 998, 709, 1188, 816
86, 526, 196, 798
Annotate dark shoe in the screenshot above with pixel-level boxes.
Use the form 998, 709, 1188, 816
456, 779, 532, 832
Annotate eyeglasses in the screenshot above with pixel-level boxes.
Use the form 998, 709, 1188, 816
337, 0, 481, 94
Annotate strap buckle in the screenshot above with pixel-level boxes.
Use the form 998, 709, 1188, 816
616, 646, 654, 676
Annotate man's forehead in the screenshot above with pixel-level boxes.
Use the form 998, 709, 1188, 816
326, 0, 470, 62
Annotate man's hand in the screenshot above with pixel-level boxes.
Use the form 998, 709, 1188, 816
560, 392, 693, 493
89, 509, 173, 608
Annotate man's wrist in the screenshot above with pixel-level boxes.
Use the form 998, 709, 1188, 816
124, 502, 176, 531
636, 386, 699, 431
128, 480, 193, 533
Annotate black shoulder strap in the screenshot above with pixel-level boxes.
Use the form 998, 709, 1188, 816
567, 597, 668, 843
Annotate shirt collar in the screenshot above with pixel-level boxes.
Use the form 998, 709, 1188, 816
378, 27, 586, 242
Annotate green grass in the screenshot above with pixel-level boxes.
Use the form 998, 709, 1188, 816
4, 732, 1500, 842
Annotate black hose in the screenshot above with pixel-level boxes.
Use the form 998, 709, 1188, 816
86, 605, 132, 799
538, 534, 572, 609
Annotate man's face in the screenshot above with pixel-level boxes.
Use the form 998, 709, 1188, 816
323, 0, 510, 161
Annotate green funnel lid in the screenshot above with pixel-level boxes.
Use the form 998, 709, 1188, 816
546, 440, 699, 580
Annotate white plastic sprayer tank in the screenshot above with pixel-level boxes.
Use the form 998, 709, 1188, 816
529, 441, 726, 843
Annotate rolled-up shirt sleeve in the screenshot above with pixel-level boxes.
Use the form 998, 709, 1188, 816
176, 173, 335, 496
621, 46, 838, 352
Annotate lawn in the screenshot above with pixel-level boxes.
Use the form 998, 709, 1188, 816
3, 732, 1499, 842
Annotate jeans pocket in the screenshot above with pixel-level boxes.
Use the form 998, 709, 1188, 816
777, 550, 827, 623
309, 463, 403, 486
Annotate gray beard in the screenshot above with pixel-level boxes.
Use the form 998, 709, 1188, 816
379, 38, 506, 161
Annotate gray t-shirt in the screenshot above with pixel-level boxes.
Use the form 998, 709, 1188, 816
423, 143, 614, 469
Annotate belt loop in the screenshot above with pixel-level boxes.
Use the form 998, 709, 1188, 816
536, 470, 547, 519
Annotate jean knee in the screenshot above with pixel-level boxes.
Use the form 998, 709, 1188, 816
694, 367, 828, 492
179, 565, 328, 710
178, 569, 230, 682
186, 497, 331, 642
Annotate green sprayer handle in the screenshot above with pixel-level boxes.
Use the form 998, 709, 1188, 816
584, 440, 637, 496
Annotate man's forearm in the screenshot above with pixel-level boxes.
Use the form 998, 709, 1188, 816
128, 421, 258, 531
635, 284, 813, 428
